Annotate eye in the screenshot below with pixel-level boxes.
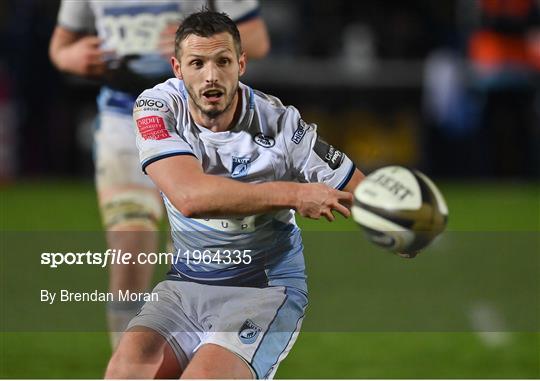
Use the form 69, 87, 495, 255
218, 57, 231, 66
190, 59, 203, 68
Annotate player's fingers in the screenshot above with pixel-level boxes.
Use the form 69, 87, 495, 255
334, 189, 353, 202
322, 209, 335, 222
99, 49, 116, 58
86, 48, 110, 60
83, 40, 114, 59
83, 36, 104, 47
332, 201, 351, 218
305, 212, 319, 220
88, 62, 107, 76
87, 51, 104, 60
87, 50, 115, 66
87, 55, 107, 66
333, 190, 354, 208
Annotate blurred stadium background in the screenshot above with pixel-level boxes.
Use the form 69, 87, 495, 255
1, 0, 539, 379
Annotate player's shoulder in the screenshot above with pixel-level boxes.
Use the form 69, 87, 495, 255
252, 88, 286, 111
251, 86, 304, 136
251, 86, 296, 123
135, 78, 186, 114
139, 78, 184, 100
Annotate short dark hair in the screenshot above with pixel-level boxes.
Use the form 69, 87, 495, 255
174, 10, 242, 58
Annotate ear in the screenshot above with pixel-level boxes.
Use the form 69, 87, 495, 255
238, 52, 246, 77
171, 56, 183, 79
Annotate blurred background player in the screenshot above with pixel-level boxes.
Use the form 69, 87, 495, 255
48, 0, 270, 349
467, 0, 540, 175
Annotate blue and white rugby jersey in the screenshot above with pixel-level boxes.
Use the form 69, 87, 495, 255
56, 0, 260, 111
134, 78, 356, 291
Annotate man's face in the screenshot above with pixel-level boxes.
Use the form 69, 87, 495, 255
172, 32, 245, 119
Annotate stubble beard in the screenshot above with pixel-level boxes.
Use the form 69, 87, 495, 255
187, 81, 239, 120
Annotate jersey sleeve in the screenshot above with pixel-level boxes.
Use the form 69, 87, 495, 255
133, 88, 196, 174
280, 106, 356, 190
56, 0, 95, 33
213, 0, 260, 23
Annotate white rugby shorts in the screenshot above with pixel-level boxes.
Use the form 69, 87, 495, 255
127, 280, 308, 379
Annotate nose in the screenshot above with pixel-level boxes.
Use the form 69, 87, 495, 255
204, 62, 218, 85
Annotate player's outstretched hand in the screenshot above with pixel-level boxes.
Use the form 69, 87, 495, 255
295, 183, 353, 222
58, 36, 112, 77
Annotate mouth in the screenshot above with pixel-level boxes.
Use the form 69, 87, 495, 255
202, 88, 224, 103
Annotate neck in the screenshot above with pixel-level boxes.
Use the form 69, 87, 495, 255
190, 88, 242, 132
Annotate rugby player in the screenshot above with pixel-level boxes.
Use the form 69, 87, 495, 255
48, 0, 270, 348
105, 10, 364, 379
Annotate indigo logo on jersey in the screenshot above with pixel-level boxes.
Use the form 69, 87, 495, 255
231, 156, 251, 178
134, 97, 170, 113
238, 319, 262, 344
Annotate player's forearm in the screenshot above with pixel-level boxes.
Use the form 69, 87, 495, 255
49, 27, 107, 77
170, 176, 298, 218
49, 44, 65, 72
50, 47, 72, 73
342, 169, 365, 193
49, 27, 76, 72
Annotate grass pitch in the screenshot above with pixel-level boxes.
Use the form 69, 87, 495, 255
1, 179, 539, 378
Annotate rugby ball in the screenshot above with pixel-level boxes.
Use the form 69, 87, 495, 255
352, 166, 448, 257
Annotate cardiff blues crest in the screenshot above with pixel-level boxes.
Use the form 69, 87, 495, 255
238, 319, 262, 344
231, 156, 251, 178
